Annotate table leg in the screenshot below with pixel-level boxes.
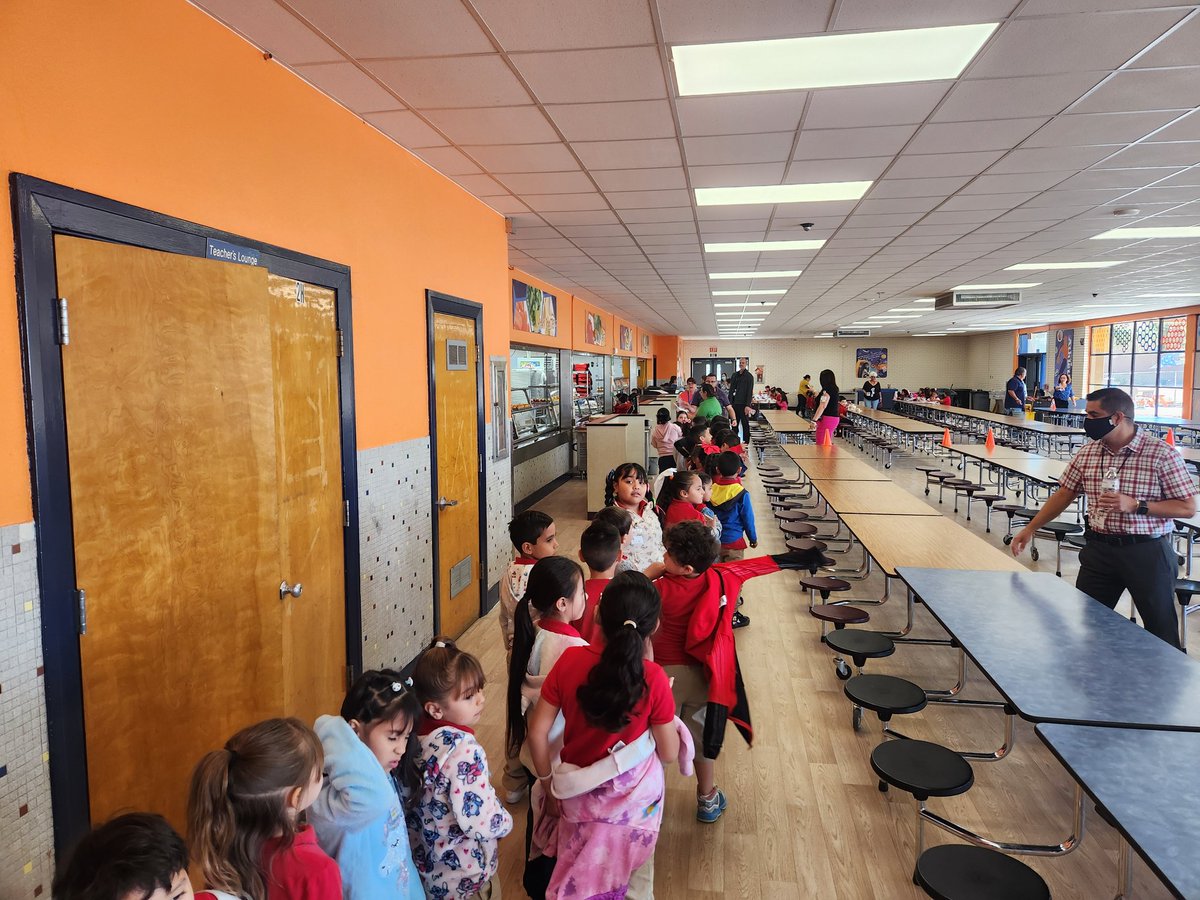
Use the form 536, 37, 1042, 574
1114, 835, 1134, 899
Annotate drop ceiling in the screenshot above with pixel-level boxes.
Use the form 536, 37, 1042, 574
190, 0, 1200, 339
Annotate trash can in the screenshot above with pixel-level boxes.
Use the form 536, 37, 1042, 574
970, 390, 990, 411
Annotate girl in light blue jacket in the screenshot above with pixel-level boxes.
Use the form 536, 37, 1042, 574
309, 670, 425, 900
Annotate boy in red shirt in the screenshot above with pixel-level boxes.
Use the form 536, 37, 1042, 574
653, 521, 830, 822
572, 520, 621, 643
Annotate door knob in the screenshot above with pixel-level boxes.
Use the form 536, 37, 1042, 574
279, 580, 303, 599
436, 496, 459, 510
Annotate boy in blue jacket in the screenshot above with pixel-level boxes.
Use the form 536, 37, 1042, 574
708, 451, 758, 628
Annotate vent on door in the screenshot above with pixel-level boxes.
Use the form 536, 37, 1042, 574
447, 340, 468, 370
449, 556, 473, 597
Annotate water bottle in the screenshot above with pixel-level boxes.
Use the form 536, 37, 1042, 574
1094, 466, 1120, 530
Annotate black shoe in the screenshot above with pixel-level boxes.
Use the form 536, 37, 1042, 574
732, 610, 750, 629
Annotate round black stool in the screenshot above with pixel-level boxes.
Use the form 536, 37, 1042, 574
915, 845, 1050, 900
786, 537, 829, 554
781, 520, 819, 539
800, 574, 851, 606
824, 629, 894, 681
1174, 578, 1200, 652
844, 673, 927, 733
995, 504, 1037, 544
972, 493, 1006, 532
1034, 520, 1083, 576
926, 471, 954, 498
774, 508, 811, 522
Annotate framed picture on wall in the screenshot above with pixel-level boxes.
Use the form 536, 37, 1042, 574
619, 325, 633, 352
512, 279, 557, 336
856, 347, 888, 378
584, 312, 606, 346
640, 332, 651, 355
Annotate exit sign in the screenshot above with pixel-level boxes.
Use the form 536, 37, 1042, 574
709, 346, 717, 356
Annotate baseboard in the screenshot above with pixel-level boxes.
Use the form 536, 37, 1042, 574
514, 473, 573, 514
484, 580, 499, 613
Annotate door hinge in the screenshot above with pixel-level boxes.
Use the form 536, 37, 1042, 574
76, 588, 87, 635
56, 297, 70, 345
336, 329, 344, 358
343, 499, 350, 527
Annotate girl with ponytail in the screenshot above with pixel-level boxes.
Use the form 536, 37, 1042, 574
187, 718, 339, 900
527, 572, 684, 899
605, 463, 665, 577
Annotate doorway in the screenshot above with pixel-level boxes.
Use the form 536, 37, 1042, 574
691, 357, 737, 382
12, 175, 361, 852
1019, 353, 1046, 396
426, 291, 487, 638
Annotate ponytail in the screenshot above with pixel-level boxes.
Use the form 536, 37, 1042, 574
603, 468, 618, 507
576, 571, 660, 733
507, 557, 583, 756
663, 471, 697, 505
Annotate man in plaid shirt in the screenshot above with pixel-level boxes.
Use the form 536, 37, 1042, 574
1013, 388, 1196, 647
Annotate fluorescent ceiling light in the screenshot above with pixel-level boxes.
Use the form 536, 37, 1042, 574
705, 239, 825, 252
673, 23, 997, 95
1092, 227, 1200, 240
917, 333, 949, 337
1004, 262, 1122, 270
889, 307, 929, 312
1076, 304, 1135, 309
953, 282, 1042, 290
695, 182, 871, 206
1139, 292, 1200, 298
871, 314, 922, 319
713, 302, 778, 307
709, 270, 802, 279
711, 289, 787, 296
912, 298, 935, 304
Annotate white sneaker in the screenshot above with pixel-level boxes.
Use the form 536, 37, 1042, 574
505, 784, 529, 804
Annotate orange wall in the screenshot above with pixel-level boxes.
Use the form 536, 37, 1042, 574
0, 0, 510, 526
654, 335, 683, 381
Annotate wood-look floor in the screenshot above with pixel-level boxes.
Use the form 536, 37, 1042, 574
456, 440, 1191, 899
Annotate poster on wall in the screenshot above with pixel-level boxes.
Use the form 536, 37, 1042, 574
512, 279, 557, 336
640, 332, 651, 355
619, 324, 634, 352
1054, 329, 1073, 382
755, 365, 764, 383
856, 347, 888, 379
584, 311, 606, 346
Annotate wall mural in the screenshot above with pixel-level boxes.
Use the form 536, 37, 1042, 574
1054, 328, 1074, 382
511, 279, 557, 336
856, 347, 888, 379
619, 324, 634, 352
584, 311, 606, 346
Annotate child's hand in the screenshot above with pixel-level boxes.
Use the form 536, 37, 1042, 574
750, 540, 758, 549
543, 792, 561, 819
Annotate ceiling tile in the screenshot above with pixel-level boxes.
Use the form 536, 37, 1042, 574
196, 0, 342, 64
368, 55, 531, 107
464, 142, 578, 173
1019, 0, 1191, 14
449, 173, 508, 195
484, 195, 531, 215
512, 47, 666, 104
832, 0, 1018, 30
987, 145, 1120, 174
690, 162, 786, 187
617, 207, 696, 223
1024, 110, 1185, 147
286, 0, 494, 57
907, 117, 1048, 154
805, 82, 953, 129
786, 157, 894, 183
423, 105, 558, 145
362, 110, 447, 147
684, 132, 795, 166
540, 210, 621, 226
855, 196, 943, 215
934, 73, 1106, 123
657, 0, 833, 43
607, 189, 694, 209
1145, 112, 1200, 143
869, 176, 972, 198
1056, 167, 1184, 191
497, 171, 596, 194
939, 192, 1036, 210
470, 0, 655, 51
291, 62, 401, 112
1130, 15, 1200, 68
968, 11, 1189, 78
1069, 67, 1200, 115
889, 151, 1005, 178
411, 146, 482, 175
592, 167, 689, 191
675, 93, 806, 137
962, 171, 1071, 193
523, 192, 609, 211
794, 125, 918, 160
545, 100, 675, 142
574, 138, 683, 170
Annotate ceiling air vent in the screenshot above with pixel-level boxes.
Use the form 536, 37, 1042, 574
835, 328, 871, 337
935, 290, 1021, 310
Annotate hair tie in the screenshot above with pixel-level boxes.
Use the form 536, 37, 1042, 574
623, 619, 638, 629
391, 681, 404, 693
434, 640, 447, 649
227, 748, 238, 764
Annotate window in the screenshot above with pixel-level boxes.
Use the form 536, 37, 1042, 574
1087, 317, 1187, 417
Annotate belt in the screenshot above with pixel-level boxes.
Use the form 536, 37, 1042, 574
1083, 530, 1167, 546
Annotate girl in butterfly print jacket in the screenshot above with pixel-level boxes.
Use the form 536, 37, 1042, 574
407, 638, 512, 899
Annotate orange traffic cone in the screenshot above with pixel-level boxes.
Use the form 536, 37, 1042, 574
941, 428, 952, 448
822, 427, 833, 447
985, 428, 996, 451
1166, 428, 1176, 447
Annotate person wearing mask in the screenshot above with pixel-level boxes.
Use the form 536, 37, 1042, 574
861, 374, 881, 410
1012, 388, 1195, 648
728, 358, 755, 445
1004, 366, 1028, 417
1053, 374, 1074, 408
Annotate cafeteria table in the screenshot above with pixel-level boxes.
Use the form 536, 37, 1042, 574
759, 409, 814, 440
784, 448, 890, 482
807, 478, 941, 517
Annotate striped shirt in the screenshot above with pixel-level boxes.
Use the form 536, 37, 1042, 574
1059, 426, 1194, 536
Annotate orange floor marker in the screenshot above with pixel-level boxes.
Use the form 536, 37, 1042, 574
985, 428, 995, 451
941, 428, 952, 448
1166, 428, 1176, 447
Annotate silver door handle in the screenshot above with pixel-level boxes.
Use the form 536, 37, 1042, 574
436, 496, 459, 509
279, 580, 303, 599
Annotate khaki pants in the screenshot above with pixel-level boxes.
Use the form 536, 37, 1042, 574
476, 874, 501, 899
719, 545, 744, 563
661, 663, 713, 762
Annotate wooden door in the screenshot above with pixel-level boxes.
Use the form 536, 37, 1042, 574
268, 274, 346, 722
57, 236, 284, 828
432, 312, 481, 638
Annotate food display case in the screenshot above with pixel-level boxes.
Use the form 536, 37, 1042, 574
511, 346, 563, 449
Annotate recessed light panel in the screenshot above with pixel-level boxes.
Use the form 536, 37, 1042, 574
1004, 262, 1122, 270
953, 283, 1042, 290
1092, 227, 1200, 240
1138, 292, 1200, 298
706, 240, 825, 252
713, 302, 778, 307
709, 270, 802, 279
673, 23, 997, 96
711, 289, 787, 295
695, 181, 871, 206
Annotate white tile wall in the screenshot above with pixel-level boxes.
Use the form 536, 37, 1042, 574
485, 430, 513, 596
513, 443, 571, 504
0, 522, 53, 900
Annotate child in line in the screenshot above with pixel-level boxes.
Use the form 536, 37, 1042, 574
613, 392, 634, 415
593, 505, 633, 571
672, 416, 707, 461
709, 451, 758, 629
654, 522, 829, 822
309, 670, 425, 900
713, 428, 748, 476
661, 471, 707, 530
697, 471, 722, 542
505, 557, 589, 897
650, 407, 682, 475
574, 521, 622, 643
606, 463, 664, 577
409, 638, 513, 899
188, 718, 340, 900
527, 572, 689, 900
54, 812, 230, 900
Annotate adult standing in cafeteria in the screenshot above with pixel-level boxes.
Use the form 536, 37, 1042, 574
1053, 373, 1074, 408
1011, 388, 1196, 647
797, 373, 812, 416
729, 357, 755, 444
1004, 366, 1028, 416
861, 373, 881, 410
703, 371, 736, 421
811, 369, 841, 446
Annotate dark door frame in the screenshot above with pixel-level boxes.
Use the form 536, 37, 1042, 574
9, 174, 363, 853
425, 290, 489, 635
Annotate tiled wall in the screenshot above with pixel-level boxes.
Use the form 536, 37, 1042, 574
357, 438, 435, 670
485, 430, 512, 597
0, 522, 53, 900
513, 443, 571, 505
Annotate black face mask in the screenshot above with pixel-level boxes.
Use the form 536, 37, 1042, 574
1084, 415, 1117, 440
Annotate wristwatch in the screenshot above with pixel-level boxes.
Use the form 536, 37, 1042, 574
1136, 500, 1149, 516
